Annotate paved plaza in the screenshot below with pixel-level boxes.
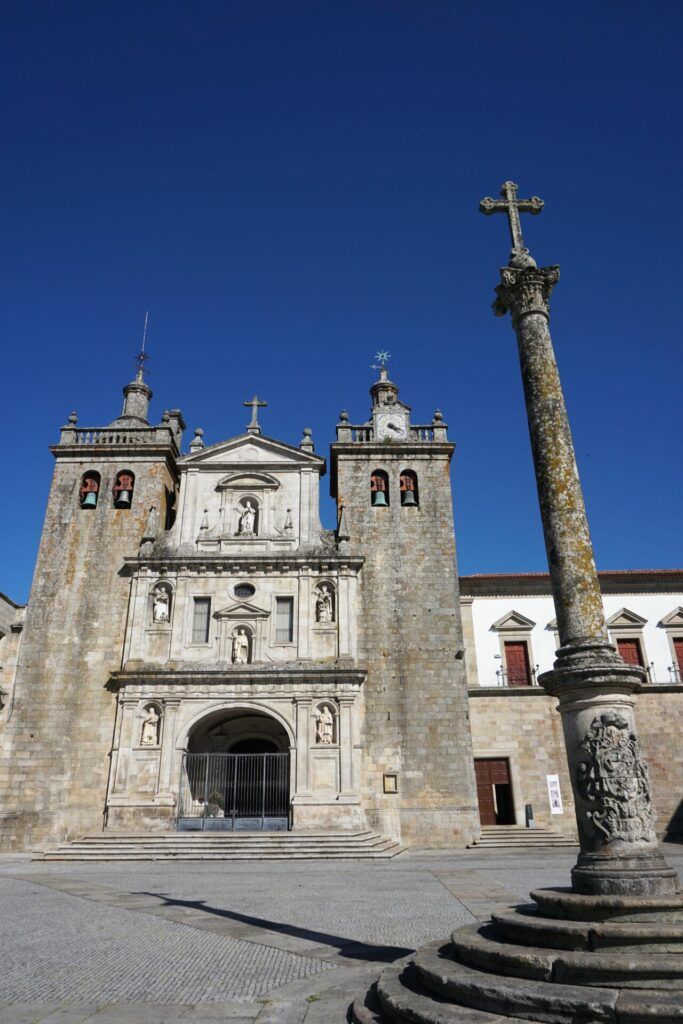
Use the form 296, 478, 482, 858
1, 845, 682, 1023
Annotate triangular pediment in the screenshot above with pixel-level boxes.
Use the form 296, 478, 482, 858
490, 609, 536, 632
606, 607, 647, 629
660, 606, 683, 628
214, 600, 270, 620
547, 617, 558, 630
180, 432, 325, 471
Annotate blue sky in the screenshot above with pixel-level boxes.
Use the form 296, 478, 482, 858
2, 1, 681, 602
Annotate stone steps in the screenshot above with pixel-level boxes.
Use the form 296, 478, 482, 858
469, 826, 577, 849
36, 829, 406, 861
353, 962, 531, 1024
492, 907, 683, 952
531, 887, 683, 922
451, 923, 683, 988
414, 939, 618, 1019
350, 886, 683, 1022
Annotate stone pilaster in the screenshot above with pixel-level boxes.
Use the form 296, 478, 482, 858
157, 700, 180, 796
294, 699, 312, 796
338, 697, 355, 796
495, 258, 676, 897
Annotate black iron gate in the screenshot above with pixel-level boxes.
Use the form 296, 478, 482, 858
178, 752, 290, 831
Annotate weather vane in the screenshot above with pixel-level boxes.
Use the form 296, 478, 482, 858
371, 350, 391, 371
135, 311, 150, 378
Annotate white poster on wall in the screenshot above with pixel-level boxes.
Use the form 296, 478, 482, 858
546, 774, 564, 815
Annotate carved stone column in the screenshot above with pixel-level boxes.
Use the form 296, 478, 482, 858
349, 189, 683, 1024
495, 258, 676, 897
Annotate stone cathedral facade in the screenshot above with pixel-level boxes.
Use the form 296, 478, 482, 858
0, 365, 481, 849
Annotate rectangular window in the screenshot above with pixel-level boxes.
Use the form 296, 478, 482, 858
503, 641, 532, 686
191, 597, 211, 644
275, 597, 294, 643
616, 637, 644, 667
674, 639, 683, 672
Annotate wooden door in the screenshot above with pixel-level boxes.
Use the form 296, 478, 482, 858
504, 641, 532, 686
617, 638, 644, 667
475, 759, 510, 826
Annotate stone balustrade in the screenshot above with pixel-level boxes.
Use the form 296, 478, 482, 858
58, 424, 177, 449
335, 423, 447, 442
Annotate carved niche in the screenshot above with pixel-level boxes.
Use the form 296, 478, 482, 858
314, 582, 335, 624
231, 625, 252, 664
140, 703, 162, 747
215, 472, 280, 540
315, 703, 336, 745
151, 581, 172, 624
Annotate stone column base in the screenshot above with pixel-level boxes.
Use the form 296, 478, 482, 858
572, 848, 679, 897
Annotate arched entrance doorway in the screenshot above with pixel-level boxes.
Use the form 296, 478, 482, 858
178, 709, 291, 831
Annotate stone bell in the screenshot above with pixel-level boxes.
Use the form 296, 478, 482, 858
371, 490, 388, 507
401, 488, 417, 506
81, 491, 98, 508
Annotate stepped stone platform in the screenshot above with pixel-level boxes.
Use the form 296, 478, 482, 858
351, 885, 683, 1022
469, 826, 577, 850
35, 828, 405, 861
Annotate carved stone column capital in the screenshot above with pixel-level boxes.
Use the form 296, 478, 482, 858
493, 264, 560, 324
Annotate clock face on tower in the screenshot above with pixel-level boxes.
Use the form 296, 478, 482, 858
375, 410, 408, 440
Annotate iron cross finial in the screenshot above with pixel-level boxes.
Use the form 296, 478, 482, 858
243, 394, 268, 434
134, 311, 150, 380
479, 181, 544, 263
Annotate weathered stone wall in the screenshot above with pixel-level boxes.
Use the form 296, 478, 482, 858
468, 689, 576, 835
0, 604, 24, 722
332, 444, 479, 847
635, 688, 683, 838
0, 592, 20, 640
0, 450, 176, 849
469, 687, 683, 839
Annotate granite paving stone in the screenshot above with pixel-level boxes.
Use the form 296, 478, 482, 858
0, 848, 680, 1023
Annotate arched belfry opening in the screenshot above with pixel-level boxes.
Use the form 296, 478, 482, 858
178, 708, 291, 831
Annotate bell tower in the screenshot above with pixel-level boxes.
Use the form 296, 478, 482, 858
0, 361, 183, 849
331, 362, 479, 846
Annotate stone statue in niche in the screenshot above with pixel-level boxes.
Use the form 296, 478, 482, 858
237, 501, 256, 536
152, 586, 170, 623
232, 628, 250, 664
140, 706, 160, 746
316, 584, 334, 623
316, 705, 334, 744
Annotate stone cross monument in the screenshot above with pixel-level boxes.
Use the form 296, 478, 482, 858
479, 181, 675, 897
351, 180, 683, 1024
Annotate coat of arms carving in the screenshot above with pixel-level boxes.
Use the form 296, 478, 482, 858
576, 711, 656, 845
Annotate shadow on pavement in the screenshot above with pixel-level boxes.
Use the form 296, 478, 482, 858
136, 890, 413, 963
